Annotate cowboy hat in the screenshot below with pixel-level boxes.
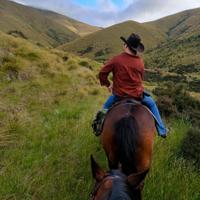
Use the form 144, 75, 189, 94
120, 33, 145, 53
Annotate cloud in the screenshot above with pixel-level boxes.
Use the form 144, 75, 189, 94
119, 0, 200, 22
11, 0, 200, 27
96, 0, 118, 12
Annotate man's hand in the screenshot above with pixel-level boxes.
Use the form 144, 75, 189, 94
108, 83, 113, 93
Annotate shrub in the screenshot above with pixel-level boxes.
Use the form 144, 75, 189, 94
16, 48, 40, 61
67, 58, 76, 65
8, 30, 28, 39
79, 60, 92, 70
25, 52, 40, 61
144, 70, 162, 82
2, 52, 16, 64
180, 128, 200, 167
19, 71, 32, 81
68, 64, 79, 70
95, 48, 111, 58
2, 54, 20, 80
38, 62, 49, 74
153, 83, 200, 126
66, 58, 79, 70
39, 62, 50, 69
156, 95, 177, 117
169, 64, 199, 74
47, 29, 73, 45
78, 46, 93, 55
144, 70, 186, 83
189, 79, 200, 93
62, 56, 69, 62
89, 88, 100, 96
162, 74, 186, 83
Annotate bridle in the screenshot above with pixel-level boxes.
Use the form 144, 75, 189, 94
89, 174, 122, 200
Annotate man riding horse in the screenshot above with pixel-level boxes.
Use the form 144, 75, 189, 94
92, 33, 168, 138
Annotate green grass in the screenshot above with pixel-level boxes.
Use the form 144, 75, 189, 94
0, 98, 99, 199
144, 120, 200, 200
1, 88, 200, 200
0, 32, 102, 199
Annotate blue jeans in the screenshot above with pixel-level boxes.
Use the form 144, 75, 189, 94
103, 92, 167, 136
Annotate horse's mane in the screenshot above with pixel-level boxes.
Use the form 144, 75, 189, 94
114, 105, 139, 174
109, 171, 132, 200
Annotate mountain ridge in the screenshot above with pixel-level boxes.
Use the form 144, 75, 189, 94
0, 0, 100, 47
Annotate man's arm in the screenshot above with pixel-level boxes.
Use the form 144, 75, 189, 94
99, 58, 115, 87
140, 59, 145, 80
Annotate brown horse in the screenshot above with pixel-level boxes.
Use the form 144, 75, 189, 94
90, 155, 149, 200
100, 99, 155, 176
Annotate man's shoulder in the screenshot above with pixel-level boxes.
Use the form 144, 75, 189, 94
116, 52, 143, 59
105, 53, 123, 64
108, 53, 144, 65
111, 53, 124, 59
110, 53, 126, 61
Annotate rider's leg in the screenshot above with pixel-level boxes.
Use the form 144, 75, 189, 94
96, 94, 119, 117
92, 94, 119, 135
103, 94, 119, 109
142, 92, 168, 137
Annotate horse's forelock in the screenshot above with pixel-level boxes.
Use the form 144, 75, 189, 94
109, 176, 132, 200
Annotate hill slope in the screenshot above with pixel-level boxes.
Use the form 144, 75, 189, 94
144, 9, 200, 94
35, 9, 101, 37
146, 7, 200, 39
60, 20, 166, 62
0, 0, 100, 47
60, 8, 200, 62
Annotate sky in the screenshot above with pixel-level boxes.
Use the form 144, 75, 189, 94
11, 0, 200, 27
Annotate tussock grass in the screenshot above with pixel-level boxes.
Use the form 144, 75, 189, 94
144, 121, 200, 200
180, 128, 200, 167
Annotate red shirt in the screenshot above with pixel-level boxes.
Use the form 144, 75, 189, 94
99, 52, 144, 98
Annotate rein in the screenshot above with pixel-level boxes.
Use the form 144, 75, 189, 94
89, 174, 122, 200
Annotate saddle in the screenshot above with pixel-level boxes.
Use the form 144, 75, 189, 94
109, 98, 141, 110
92, 98, 141, 136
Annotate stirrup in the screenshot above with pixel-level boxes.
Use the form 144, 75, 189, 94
92, 120, 103, 136
92, 110, 107, 136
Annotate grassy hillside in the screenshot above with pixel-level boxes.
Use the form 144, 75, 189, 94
144, 33, 200, 96
0, 0, 100, 47
146, 8, 200, 39
145, 34, 200, 71
0, 31, 200, 199
60, 20, 166, 62
43, 11, 101, 37
60, 7, 200, 64
142, 8, 200, 99
0, 31, 103, 199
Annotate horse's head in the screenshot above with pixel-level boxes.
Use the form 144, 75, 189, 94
90, 155, 149, 200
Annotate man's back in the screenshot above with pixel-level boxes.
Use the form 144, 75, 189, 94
99, 52, 144, 98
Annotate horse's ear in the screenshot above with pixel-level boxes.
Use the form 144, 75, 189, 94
90, 155, 106, 182
127, 169, 149, 189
